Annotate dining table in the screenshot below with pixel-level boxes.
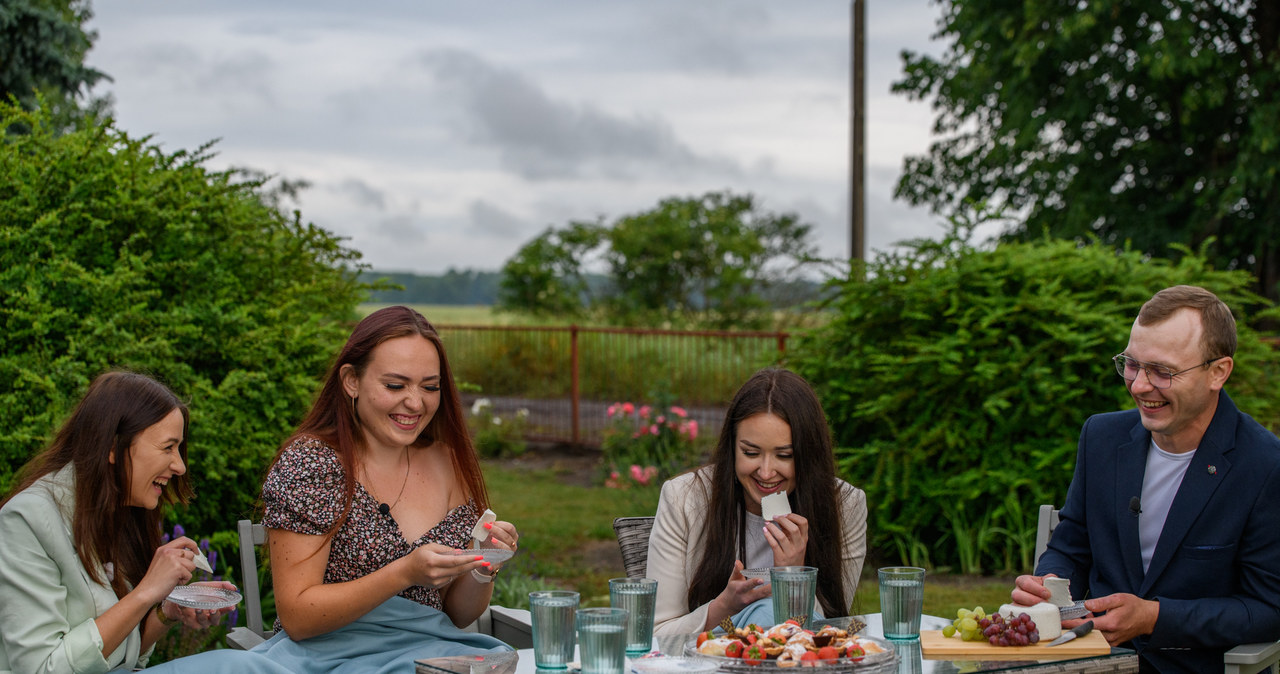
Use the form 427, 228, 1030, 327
414, 613, 1137, 674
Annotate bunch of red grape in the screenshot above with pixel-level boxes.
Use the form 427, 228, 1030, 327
979, 612, 1039, 647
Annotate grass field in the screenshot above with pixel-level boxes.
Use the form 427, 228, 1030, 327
359, 303, 541, 325
482, 460, 1015, 618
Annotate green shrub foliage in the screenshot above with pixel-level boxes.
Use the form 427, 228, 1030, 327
792, 227, 1277, 574
0, 104, 368, 534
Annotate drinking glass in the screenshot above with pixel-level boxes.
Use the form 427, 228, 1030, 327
609, 577, 658, 656
576, 607, 629, 674
878, 566, 925, 640
769, 566, 817, 624
530, 590, 579, 668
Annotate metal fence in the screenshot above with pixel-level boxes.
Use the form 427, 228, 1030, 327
438, 324, 789, 447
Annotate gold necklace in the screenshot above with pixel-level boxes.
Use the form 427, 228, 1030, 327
370, 447, 410, 518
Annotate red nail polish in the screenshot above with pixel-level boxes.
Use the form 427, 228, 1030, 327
484, 522, 493, 530
483, 561, 492, 568
474, 555, 484, 561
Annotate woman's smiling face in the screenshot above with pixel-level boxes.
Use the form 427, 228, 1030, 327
118, 407, 186, 509
734, 412, 795, 516
342, 334, 441, 454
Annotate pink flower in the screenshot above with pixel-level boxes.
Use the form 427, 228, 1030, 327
670, 406, 688, 418
630, 465, 659, 486
607, 403, 620, 418
686, 420, 699, 440
622, 402, 635, 414
649, 424, 659, 436
656, 415, 666, 424
606, 471, 622, 489
638, 405, 652, 419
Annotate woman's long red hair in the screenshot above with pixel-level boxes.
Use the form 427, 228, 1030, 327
271, 306, 488, 539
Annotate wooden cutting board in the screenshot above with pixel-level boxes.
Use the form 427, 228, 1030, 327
919, 629, 1111, 660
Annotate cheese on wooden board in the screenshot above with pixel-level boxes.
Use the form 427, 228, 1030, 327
998, 602, 1061, 640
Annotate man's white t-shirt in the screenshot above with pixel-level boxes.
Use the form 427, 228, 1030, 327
1139, 438, 1197, 573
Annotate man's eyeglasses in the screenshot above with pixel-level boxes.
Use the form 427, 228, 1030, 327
1112, 354, 1224, 389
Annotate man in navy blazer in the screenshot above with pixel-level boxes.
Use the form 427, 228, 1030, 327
1013, 285, 1280, 673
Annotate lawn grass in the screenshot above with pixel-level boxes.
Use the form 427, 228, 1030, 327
483, 458, 660, 606
482, 460, 1017, 619
359, 303, 536, 325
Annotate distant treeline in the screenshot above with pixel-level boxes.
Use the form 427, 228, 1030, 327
365, 269, 503, 305
365, 268, 824, 307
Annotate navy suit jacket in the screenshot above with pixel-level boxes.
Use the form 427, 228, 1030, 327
1037, 391, 1280, 674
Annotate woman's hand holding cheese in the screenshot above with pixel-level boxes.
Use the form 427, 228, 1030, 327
763, 512, 809, 568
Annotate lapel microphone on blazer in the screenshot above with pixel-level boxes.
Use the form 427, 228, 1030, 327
1129, 496, 1142, 517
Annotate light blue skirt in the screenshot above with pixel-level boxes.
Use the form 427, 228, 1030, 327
730, 597, 823, 629
146, 597, 512, 674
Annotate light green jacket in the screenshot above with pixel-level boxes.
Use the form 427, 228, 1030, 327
0, 465, 151, 673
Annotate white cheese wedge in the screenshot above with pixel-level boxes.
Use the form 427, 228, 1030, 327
761, 491, 791, 521
1044, 577, 1072, 607
192, 552, 213, 574
471, 508, 498, 544
998, 602, 1061, 640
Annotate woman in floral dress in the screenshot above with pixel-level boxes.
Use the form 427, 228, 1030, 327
262, 305, 518, 642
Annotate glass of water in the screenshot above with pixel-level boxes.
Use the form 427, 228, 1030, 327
878, 566, 925, 640
576, 607, 629, 674
530, 590, 579, 668
608, 577, 658, 656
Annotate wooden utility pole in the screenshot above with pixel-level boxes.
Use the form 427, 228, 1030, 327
850, 0, 865, 264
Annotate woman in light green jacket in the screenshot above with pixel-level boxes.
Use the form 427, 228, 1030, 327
0, 372, 234, 673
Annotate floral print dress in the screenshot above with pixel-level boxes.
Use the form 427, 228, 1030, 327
261, 436, 478, 619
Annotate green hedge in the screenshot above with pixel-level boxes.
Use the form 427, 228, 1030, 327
792, 229, 1278, 574
0, 103, 368, 535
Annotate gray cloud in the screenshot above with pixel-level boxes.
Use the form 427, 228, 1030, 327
468, 200, 527, 238
375, 214, 426, 241
413, 49, 738, 180
335, 179, 387, 211
638, 4, 768, 76
126, 43, 276, 106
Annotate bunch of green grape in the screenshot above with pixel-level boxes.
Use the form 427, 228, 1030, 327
941, 607, 1040, 646
941, 607, 989, 642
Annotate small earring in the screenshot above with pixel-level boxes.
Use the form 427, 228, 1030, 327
350, 395, 359, 421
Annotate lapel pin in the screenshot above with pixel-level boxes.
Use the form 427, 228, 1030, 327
1207, 465, 1217, 475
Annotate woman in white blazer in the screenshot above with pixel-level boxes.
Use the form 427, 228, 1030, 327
0, 371, 235, 673
648, 368, 868, 637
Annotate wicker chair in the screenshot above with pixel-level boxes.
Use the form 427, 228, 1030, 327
612, 516, 655, 578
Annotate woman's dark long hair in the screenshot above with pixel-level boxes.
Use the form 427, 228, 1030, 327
686, 368, 847, 617
1, 371, 192, 598
272, 305, 488, 539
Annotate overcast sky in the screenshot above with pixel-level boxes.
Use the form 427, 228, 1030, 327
86, 1, 951, 275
